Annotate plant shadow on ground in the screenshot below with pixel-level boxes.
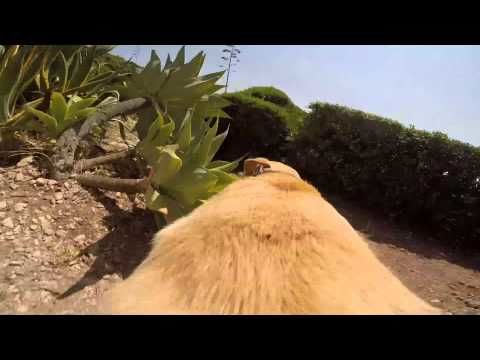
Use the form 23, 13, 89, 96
325, 193, 480, 272
57, 188, 157, 299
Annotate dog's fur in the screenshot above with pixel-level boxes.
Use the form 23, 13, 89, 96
99, 158, 442, 315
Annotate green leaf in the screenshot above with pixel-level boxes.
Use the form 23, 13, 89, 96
172, 46, 186, 67
68, 46, 96, 89
150, 145, 183, 186
176, 108, 193, 150
49, 92, 67, 123
66, 96, 97, 119
191, 118, 218, 168
206, 124, 229, 163
25, 106, 58, 136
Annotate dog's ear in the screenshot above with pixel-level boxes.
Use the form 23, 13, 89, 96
244, 158, 271, 176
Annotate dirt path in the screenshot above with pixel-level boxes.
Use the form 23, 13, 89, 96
0, 160, 479, 314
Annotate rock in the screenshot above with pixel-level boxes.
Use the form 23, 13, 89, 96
39, 216, 54, 235
7, 285, 18, 294
16, 156, 34, 168
0, 200, 7, 210
7, 171, 16, 179
47, 179, 58, 186
50, 198, 56, 205
0, 212, 6, 218
35, 178, 47, 186
30, 224, 39, 231
67, 223, 76, 230
73, 234, 86, 243
464, 299, 480, 309
13, 225, 21, 234
54, 192, 63, 201
9, 260, 23, 266
430, 299, 441, 304
14, 202, 27, 212
40, 206, 48, 212
14, 173, 25, 182
32, 250, 41, 258
2, 217, 14, 228
55, 230, 67, 238
9, 183, 18, 190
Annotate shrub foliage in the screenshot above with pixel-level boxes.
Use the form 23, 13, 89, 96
288, 102, 480, 249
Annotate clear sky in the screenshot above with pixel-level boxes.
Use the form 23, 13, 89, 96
113, 45, 480, 146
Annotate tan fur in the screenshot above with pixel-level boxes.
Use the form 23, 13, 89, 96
99, 158, 442, 315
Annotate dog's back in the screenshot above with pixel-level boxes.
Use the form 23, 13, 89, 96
99, 159, 442, 315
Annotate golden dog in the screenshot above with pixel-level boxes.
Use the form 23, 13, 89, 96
99, 158, 442, 315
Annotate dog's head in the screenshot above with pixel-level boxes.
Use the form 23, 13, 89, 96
243, 157, 300, 179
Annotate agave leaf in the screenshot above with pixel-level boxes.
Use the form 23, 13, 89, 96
149, 145, 183, 186
25, 106, 57, 137
49, 92, 67, 123
164, 54, 173, 70
145, 185, 168, 211
66, 96, 97, 119
172, 46, 186, 67
68, 46, 96, 89
167, 167, 218, 206
190, 118, 218, 168
176, 108, 193, 150
209, 169, 239, 193
206, 124, 229, 163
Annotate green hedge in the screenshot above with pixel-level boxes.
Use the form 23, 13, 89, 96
288, 102, 480, 249
215, 87, 306, 163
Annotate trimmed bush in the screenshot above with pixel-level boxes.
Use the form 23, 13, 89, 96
215, 87, 306, 163
289, 102, 480, 249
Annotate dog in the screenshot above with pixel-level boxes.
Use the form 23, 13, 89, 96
98, 157, 442, 314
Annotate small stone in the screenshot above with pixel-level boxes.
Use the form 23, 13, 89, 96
465, 299, 480, 309
2, 217, 14, 228
23, 290, 33, 302
9, 260, 23, 266
47, 179, 58, 186
39, 216, 54, 235
67, 223, 76, 230
13, 225, 21, 234
30, 224, 39, 231
9, 183, 18, 190
73, 234, 86, 243
32, 250, 41, 258
55, 230, 67, 238
16, 156, 34, 168
50, 198, 56, 205
14, 173, 25, 182
54, 192, 63, 201
430, 299, 441, 304
0, 200, 7, 210
36, 178, 47, 186
32, 218, 39, 224
40, 206, 48, 212
7, 285, 18, 294
14, 202, 27, 212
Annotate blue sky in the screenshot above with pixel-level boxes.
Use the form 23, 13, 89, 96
113, 45, 480, 146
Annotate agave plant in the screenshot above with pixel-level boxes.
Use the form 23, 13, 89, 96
124, 47, 240, 223
137, 108, 239, 223
117, 47, 229, 140
0, 45, 126, 133
24, 92, 98, 138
